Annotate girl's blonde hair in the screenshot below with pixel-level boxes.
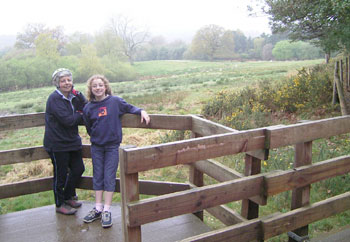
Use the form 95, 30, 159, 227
86, 74, 112, 101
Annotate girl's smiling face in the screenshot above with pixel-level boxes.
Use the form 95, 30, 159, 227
91, 78, 106, 101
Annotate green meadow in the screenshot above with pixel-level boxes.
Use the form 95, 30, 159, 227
3, 59, 349, 241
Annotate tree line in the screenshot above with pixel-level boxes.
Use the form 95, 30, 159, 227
0, 14, 326, 92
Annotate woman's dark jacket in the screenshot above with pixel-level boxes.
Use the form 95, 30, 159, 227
44, 89, 87, 152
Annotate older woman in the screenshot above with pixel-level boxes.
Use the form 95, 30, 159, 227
44, 68, 87, 215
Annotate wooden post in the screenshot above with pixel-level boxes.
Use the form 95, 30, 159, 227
346, 57, 349, 90
189, 132, 204, 221
241, 154, 261, 219
340, 59, 344, 86
334, 61, 348, 115
288, 141, 312, 242
120, 147, 142, 242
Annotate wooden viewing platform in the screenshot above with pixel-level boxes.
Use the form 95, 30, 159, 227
0, 201, 210, 242
2, 113, 350, 241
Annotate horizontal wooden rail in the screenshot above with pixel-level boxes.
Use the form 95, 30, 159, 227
193, 159, 243, 181
262, 192, 350, 239
191, 115, 237, 136
122, 129, 266, 174
125, 156, 350, 227
0, 145, 91, 165
206, 205, 247, 226
180, 218, 262, 242
266, 115, 350, 149
0, 112, 45, 131
265, 155, 350, 196
127, 175, 264, 227
180, 192, 350, 241
0, 177, 52, 199
191, 115, 269, 160
0, 176, 190, 199
0, 113, 192, 131
193, 159, 266, 205
190, 182, 248, 226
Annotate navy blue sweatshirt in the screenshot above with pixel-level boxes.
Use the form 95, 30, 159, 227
83, 95, 142, 146
44, 90, 86, 152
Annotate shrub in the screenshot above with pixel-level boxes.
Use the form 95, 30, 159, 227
202, 63, 334, 130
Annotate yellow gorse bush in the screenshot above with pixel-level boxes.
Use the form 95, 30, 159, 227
202, 64, 333, 130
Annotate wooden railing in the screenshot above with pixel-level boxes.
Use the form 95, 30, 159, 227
1, 113, 350, 241
118, 114, 350, 242
0, 113, 194, 199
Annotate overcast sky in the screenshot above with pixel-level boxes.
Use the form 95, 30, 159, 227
1, 0, 270, 41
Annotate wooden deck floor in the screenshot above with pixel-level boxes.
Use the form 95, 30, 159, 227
0, 201, 211, 242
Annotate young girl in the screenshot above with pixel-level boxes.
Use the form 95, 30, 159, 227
82, 74, 150, 228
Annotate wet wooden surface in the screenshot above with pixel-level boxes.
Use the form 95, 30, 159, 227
0, 201, 211, 242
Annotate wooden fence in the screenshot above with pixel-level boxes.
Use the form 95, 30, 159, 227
1, 113, 350, 241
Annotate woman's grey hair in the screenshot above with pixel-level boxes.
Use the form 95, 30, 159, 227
51, 68, 73, 87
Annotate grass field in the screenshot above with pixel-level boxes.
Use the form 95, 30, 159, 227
3, 59, 347, 241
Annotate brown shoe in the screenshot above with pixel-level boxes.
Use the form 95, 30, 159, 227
56, 204, 77, 215
65, 199, 82, 208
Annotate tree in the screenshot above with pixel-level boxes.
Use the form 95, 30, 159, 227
34, 33, 59, 62
262, 43, 274, 60
77, 44, 105, 81
109, 15, 149, 65
232, 30, 248, 53
272, 40, 295, 60
272, 40, 322, 60
262, 0, 350, 59
94, 30, 124, 60
216, 30, 236, 59
253, 37, 265, 59
189, 24, 225, 60
15, 23, 65, 52
64, 32, 93, 56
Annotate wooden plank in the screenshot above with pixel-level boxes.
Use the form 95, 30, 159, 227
189, 163, 204, 220
289, 141, 312, 242
191, 115, 237, 136
0, 176, 190, 199
78, 176, 191, 195
0, 112, 45, 131
266, 115, 350, 149
335, 61, 348, 115
191, 115, 268, 160
241, 155, 261, 219
262, 192, 350, 240
191, 181, 246, 226
189, 132, 204, 221
194, 159, 243, 181
0, 144, 91, 165
193, 159, 265, 205
0, 202, 211, 242
0, 177, 52, 199
121, 113, 192, 130
265, 155, 350, 196
127, 175, 264, 227
124, 129, 266, 174
119, 148, 141, 242
0, 113, 192, 131
0, 146, 49, 165
179, 219, 261, 242
206, 205, 247, 226
139, 180, 191, 195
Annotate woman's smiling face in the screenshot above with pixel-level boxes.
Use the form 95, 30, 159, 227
58, 76, 73, 96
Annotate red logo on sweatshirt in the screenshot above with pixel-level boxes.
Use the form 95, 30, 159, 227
98, 107, 107, 117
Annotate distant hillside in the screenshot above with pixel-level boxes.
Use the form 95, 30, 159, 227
0, 35, 16, 49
